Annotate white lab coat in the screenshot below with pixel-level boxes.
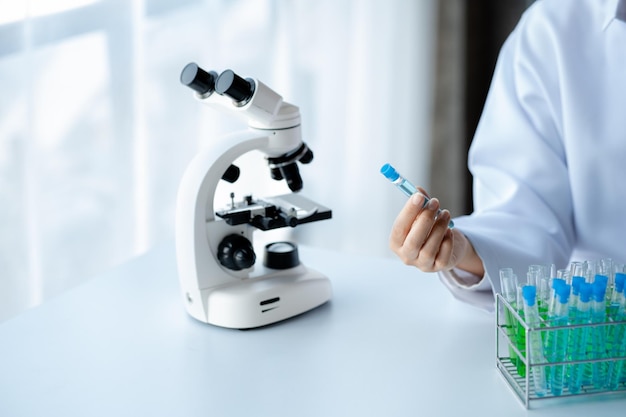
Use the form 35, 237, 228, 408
440, 0, 626, 311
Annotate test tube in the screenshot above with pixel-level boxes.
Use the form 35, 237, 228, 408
500, 268, 517, 302
591, 279, 608, 388
545, 284, 571, 396
608, 273, 626, 318
569, 275, 585, 321
584, 260, 599, 283
515, 281, 527, 378
607, 276, 626, 390
601, 258, 615, 301
500, 269, 523, 374
568, 282, 593, 394
569, 261, 584, 282
380, 163, 454, 228
522, 285, 548, 397
548, 278, 566, 320
557, 268, 571, 285
526, 265, 541, 287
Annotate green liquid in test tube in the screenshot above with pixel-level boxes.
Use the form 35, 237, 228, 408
545, 284, 570, 396
499, 269, 523, 376
590, 277, 608, 389
607, 273, 626, 390
515, 293, 527, 377
522, 285, 548, 397
608, 273, 625, 319
380, 163, 454, 228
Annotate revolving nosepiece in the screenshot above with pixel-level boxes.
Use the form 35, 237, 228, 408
268, 143, 314, 192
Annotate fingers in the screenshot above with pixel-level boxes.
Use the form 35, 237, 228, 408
389, 193, 428, 249
415, 212, 454, 271
389, 194, 455, 271
401, 197, 442, 257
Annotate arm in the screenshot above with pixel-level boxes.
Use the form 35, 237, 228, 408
390, 2, 577, 302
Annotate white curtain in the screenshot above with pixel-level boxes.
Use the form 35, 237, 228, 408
0, 0, 437, 321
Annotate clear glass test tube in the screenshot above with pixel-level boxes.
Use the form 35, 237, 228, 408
380, 163, 454, 228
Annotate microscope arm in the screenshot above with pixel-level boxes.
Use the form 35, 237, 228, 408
175, 130, 271, 319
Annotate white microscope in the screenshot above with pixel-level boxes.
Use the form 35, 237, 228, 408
176, 63, 332, 329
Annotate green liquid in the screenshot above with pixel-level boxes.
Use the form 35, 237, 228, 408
514, 309, 527, 378
607, 322, 626, 389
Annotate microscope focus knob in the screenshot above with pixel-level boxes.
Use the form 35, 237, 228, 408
217, 234, 256, 271
180, 63, 218, 95
215, 70, 255, 104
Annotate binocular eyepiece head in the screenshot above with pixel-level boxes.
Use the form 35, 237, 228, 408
182, 63, 312, 192
181, 64, 255, 106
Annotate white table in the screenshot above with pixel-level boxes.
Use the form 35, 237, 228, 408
1, 242, 624, 416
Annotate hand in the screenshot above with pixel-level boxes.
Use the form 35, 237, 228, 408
389, 188, 484, 276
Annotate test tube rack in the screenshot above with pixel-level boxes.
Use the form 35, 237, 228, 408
495, 293, 626, 408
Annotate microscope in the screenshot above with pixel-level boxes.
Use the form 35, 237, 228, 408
176, 63, 332, 329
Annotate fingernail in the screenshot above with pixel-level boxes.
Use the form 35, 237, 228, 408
427, 198, 439, 210
411, 193, 425, 207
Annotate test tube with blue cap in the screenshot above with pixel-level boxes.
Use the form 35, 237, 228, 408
590, 276, 609, 388
380, 163, 454, 228
608, 272, 626, 318
521, 285, 548, 397
499, 269, 529, 377
545, 283, 571, 396
607, 272, 626, 389
569, 275, 585, 320
568, 281, 593, 394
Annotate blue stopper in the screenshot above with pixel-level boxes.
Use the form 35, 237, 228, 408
552, 278, 566, 290
522, 285, 537, 307
615, 272, 626, 293
571, 276, 585, 295
593, 274, 609, 287
557, 284, 571, 304
579, 282, 592, 303
380, 163, 400, 182
592, 280, 607, 302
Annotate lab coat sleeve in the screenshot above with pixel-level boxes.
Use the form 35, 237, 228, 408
438, 268, 495, 312
447, 3, 576, 306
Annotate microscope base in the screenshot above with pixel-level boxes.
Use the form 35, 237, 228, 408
200, 266, 332, 329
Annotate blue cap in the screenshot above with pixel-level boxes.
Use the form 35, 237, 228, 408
522, 285, 537, 307
557, 284, 571, 304
593, 274, 609, 294
592, 280, 607, 302
380, 163, 400, 181
572, 276, 585, 295
615, 272, 626, 293
552, 278, 566, 290
579, 282, 592, 303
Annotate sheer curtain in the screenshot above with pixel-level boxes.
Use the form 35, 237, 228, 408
0, 0, 437, 321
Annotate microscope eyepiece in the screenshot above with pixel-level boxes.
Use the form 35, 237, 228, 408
215, 69, 255, 105
180, 63, 218, 95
